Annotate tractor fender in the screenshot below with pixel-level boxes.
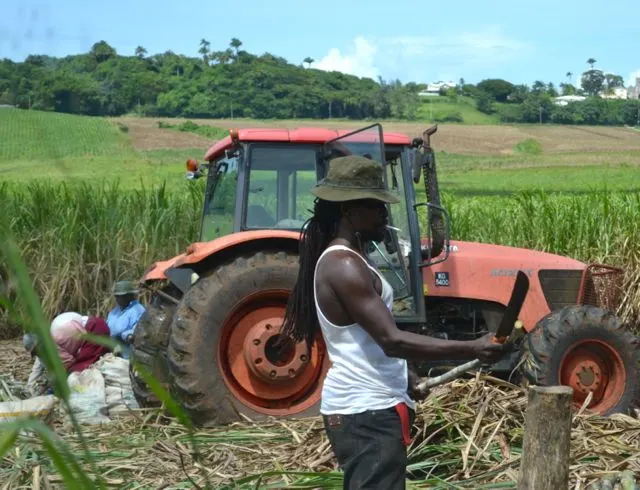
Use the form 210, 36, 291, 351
140, 230, 301, 289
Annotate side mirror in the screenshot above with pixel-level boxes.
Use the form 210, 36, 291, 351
186, 159, 204, 180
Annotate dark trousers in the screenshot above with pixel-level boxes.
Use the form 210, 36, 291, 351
322, 405, 415, 490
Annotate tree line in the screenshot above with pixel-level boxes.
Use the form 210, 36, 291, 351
458, 59, 639, 126
0, 39, 419, 120
0, 41, 638, 126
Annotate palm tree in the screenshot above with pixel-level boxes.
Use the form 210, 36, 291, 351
565, 71, 572, 83
135, 46, 147, 59
230, 38, 242, 57
199, 39, 211, 64
303, 57, 314, 68
587, 58, 596, 69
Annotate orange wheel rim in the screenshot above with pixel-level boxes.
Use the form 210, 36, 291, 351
217, 289, 328, 416
558, 338, 627, 414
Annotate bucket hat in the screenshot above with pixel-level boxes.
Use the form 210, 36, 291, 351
113, 280, 138, 296
311, 155, 400, 204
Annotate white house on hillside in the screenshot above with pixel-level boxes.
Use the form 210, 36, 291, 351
418, 80, 457, 97
601, 87, 628, 100
553, 95, 587, 106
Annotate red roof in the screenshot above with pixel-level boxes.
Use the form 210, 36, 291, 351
204, 127, 411, 161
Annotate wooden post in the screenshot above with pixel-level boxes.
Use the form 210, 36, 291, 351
517, 385, 573, 490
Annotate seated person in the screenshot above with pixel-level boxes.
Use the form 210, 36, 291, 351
106, 280, 146, 359
24, 316, 112, 394
25, 311, 88, 395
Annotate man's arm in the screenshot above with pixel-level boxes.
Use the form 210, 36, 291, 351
118, 304, 146, 342
327, 252, 504, 363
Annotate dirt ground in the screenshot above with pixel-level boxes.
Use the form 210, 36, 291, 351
0, 339, 33, 384
113, 117, 212, 151
118, 116, 640, 155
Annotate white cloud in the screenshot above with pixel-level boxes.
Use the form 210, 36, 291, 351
314, 36, 379, 80
313, 26, 533, 83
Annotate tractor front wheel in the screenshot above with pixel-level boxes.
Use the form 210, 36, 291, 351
166, 250, 328, 426
521, 305, 638, 416
129, 288, 178, 408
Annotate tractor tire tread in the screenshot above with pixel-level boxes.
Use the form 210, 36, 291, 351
130, 290, 178, 408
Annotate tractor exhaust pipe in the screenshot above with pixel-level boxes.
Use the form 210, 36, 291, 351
412, 125, 447, 262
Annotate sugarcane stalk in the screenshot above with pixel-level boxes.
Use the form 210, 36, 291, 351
414, 359, 482, 394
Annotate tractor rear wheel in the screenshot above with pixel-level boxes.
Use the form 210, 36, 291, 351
521, 305, 638, 416
166, 250, 329, 426
130, 288, 178, 408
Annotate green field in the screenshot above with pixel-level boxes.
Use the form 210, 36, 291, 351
416, 95, 502, 124
1, 108, 640, 336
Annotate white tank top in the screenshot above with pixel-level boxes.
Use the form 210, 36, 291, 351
313, 244, 415, 414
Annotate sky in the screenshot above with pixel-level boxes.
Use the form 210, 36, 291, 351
2, 0, 639, 88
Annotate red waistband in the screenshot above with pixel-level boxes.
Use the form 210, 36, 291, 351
394, 403, 412, 446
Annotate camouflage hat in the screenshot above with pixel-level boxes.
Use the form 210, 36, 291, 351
113, 280, 138, 296
311, 155, 400, 204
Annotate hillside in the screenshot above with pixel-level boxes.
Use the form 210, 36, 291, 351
2, 40, 639, 126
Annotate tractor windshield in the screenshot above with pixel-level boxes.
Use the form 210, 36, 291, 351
243, 144, 318, 230
200, 153, 240, 241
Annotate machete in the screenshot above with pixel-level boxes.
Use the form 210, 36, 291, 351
415, 270, 530, 393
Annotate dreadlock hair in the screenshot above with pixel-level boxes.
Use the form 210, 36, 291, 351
279, 198, 344, 353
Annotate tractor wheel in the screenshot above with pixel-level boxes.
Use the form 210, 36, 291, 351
129, 288, 178, 408
166, 250, 329, 426
521, 305, 638, 416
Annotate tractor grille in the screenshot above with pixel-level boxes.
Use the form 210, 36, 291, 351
538, 269, 583, 311
578, 264, 624, 312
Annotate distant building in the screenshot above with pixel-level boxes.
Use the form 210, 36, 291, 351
418, 80, 457, 97
553, 95, 587, 106
628, 78, 640, 100
601, 87, 628, 100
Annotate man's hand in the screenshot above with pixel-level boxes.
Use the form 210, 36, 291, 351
471, 333, 511, 363
407, 367, 429, 401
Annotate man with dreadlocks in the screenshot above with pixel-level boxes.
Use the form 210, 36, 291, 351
280, 155, 508, 490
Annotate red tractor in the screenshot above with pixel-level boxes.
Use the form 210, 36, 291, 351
130, 123, 638, 426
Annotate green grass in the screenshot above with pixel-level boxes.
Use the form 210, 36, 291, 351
439, 165, 640, 196
0, 148, 204, 189
0, 109, 209, 188
157, 120, 229, 139
513, 138, 543, 155
0, 108, 134, 161
416, 96, 501, 124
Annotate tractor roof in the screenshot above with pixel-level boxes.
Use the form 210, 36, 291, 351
204, 127, 412, 161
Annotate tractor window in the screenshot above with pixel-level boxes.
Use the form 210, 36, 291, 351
245, 145, 317, 230
200, 155, 239, 241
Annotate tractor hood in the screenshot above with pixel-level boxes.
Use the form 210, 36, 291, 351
422, 239, 588, 331
428, 239, 587, 270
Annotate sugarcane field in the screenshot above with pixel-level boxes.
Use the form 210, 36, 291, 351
2, 11, 640, 489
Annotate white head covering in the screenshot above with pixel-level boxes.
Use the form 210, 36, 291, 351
51, 312, 85, 333
23, 312, 89, 354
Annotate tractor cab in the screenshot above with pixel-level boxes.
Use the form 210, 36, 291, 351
188, 123, 450, 326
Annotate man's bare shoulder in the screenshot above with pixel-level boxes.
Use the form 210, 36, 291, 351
318, 249, 370, 284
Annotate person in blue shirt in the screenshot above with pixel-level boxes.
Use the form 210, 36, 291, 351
107, 280, 146, 359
